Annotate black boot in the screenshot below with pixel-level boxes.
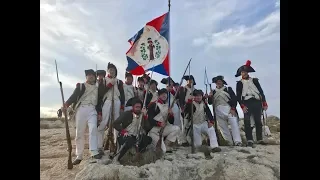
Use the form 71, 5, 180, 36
211, 147, 221, 153
98, 149, 105, 156
72, 159, 82, 165
247, 142, 256, 148
181, 142, 189, 147
92, 154, 102, 159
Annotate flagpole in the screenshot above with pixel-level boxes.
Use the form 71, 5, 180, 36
168, 0, 171, 108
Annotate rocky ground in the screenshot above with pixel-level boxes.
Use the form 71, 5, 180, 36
40, 117, 280, 180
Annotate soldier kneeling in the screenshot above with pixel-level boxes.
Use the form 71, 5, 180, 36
185, 89, 221, 153
148, 88, 180, 153
113, 97, 152, 162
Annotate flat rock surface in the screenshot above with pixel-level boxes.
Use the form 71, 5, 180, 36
40, 118, 280, 180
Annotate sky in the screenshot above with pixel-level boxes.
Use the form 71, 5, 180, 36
40, 0, 280, 118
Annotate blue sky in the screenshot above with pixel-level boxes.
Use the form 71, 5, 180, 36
40, 0, 280, 118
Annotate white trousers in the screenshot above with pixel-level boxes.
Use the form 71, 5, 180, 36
193, 121, 219, 149
180, 116, 190, 143
97, 99, 121, 150
75, 105, 99, 159
172, 103, 181, 126
215, 105, 242, 144
149, 124, 180, 152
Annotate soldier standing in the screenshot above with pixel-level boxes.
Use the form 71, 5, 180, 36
145, 79, 159, 108
185, 89, 221, 152
62, 69, 102, 165
136, 77, 145, 101
235, 60, 268, 147
123, 72, 136, 111
178, 75, 196, 146
208, 75, 242, 146
97, 63, 125, 155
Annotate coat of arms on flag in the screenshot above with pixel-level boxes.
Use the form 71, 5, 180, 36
126, 12, 170, 76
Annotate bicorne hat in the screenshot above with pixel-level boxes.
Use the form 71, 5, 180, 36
150, 79, 158, 86
85, 69, 95, 76
183, 75, 196, 85
137, 77, 144, 82
157, 88, 168, 96
107, 62, 118, 77
212, 75, 227, 85
160, 77, 175, 85
96, 70, 106, 77
235, 60, 255, 77
125, 72, 133, 78
192, 89, 204, 96
126, 97, 143, 107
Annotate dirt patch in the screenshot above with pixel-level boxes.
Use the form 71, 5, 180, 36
40, 125, 88, 180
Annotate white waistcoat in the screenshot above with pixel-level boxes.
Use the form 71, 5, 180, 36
144, 84, 149, 91
137, 88, 144, 101
213, 87, 230, 107
125, 113, 141, 136
150, 90, 158, 102
241, 78, 260, 101
153, 102, 169, 123
81, 83, 98, 106
103, 77, 120, 101
168, 90, 175, 103
192, 101, 206, 125
123, 83, 135, 102
184, 86, 192, 102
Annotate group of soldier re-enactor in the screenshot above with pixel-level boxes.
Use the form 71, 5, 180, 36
59, 59, 269, 165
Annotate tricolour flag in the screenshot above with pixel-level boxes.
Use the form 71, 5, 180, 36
126, 12, 170, 76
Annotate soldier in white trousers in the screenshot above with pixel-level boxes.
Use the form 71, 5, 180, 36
185, 89, 221, 152
97, 63, 125, 155
208, 75, 242, 146
147, 88, 180, 153
63, 69, 102, 165
178, 75, 196, 146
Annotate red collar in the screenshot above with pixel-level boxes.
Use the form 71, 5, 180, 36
157, 99, 164, 104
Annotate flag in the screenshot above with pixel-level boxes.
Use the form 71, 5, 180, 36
126, 12, 170, 76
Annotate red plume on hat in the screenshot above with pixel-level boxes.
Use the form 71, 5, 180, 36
245, 60, 251, 66
235, 60, 255, 77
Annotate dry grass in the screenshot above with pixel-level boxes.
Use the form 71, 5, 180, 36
40, 117, 59, 121
40, 121, 83, 180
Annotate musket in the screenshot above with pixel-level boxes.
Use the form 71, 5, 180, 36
134, 65, 155, 161
55, 60, 73, 170
259, 94, 268, 136
204, 67, 208, 104
104, 75, 116, 152
156, 58, 192, 151
188, 62, 195, 153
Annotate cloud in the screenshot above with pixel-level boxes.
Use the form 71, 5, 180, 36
40, 0, 280, 118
